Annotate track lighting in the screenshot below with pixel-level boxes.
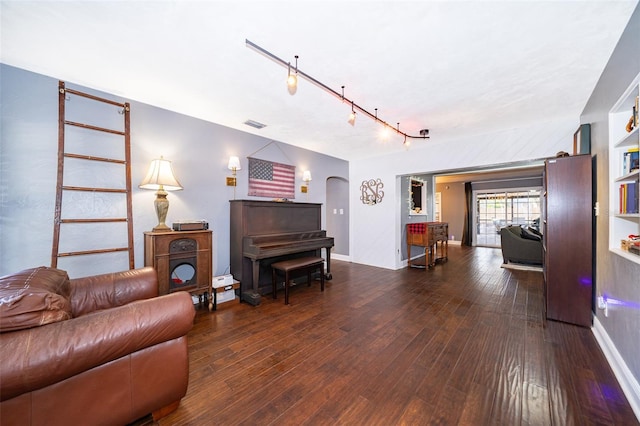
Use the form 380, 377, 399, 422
348, 102, 356, 126
246, 39, 430, 145
287, 55, 298, 95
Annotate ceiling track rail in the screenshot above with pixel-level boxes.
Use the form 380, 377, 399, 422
246, 39, 429, 141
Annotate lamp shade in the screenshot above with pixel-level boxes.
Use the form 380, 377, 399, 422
228, 156, 241, 171
303, 170, 312, 182
139, 157, 183, 191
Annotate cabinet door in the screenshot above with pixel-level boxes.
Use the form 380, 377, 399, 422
545, 155, 593, 327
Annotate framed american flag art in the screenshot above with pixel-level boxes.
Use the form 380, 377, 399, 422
248, 158, 296, 199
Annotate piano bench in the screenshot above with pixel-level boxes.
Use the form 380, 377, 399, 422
271, 256, 325, 305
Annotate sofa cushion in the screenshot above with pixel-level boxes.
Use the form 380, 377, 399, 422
0, 266, 72, 332
521, 227, 542, 241
507, 225, 522, 237
528, 226, 543, 237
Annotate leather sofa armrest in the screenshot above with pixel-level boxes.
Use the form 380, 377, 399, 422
70, 267, 159, 317
0, 291, 194, 402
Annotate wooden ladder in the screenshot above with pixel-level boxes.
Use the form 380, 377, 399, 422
51, 81, 134, 272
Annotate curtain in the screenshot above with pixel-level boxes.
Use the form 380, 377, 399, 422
461, 182, 473, 246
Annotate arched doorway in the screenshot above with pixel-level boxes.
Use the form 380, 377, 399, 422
326, 176, 349, 257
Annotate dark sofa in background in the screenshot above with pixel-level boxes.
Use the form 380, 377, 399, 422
500, 225, 543, 266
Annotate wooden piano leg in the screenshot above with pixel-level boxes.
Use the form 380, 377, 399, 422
272, 268, 278, 299
242, 259, 262, 306
284, 270, 290, 305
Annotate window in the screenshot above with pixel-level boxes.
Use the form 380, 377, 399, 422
474, 189, 541, 247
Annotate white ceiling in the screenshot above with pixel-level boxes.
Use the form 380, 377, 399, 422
1, 1, 638, 161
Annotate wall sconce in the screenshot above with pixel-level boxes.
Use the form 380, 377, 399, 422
227, 156, 241, 199
139, 156, 183, 232
301, 170, 312, 195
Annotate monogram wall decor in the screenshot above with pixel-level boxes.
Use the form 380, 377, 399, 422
360, 178, 384, 205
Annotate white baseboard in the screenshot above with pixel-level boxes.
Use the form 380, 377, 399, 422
331, 253, 350, 262
592, 317, 640, 421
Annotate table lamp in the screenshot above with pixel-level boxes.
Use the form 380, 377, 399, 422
139, 156, 183, 232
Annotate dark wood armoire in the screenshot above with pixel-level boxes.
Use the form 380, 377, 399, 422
543, 155, 593, 327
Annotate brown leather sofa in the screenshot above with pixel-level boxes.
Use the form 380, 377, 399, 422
0, 266, 195, 425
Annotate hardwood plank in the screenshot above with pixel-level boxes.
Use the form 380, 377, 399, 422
396, 396, 434, 425
156, 246, 639, 426
457, 382, 497, 425
522, 382, 550, 426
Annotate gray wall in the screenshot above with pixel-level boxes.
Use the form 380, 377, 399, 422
400, 173, 434, 260
0, 64, 349, 278
581, 2, 640, 397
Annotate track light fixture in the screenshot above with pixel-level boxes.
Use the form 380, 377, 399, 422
348, 101, 356, 126
287, 55, 298, 95
246, 39, 429, 144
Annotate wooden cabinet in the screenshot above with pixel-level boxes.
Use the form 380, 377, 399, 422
543, 155, 593, 327
144, 230, 212, 297
406, 222, 448, 268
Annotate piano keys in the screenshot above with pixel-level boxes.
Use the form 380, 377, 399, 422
230, 200, 334, 305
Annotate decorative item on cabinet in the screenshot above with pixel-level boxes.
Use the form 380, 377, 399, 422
572, 123, 591, 155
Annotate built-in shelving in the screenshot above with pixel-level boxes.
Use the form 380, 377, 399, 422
609, 72, 640, 264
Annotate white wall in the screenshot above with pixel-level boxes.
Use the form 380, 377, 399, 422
349, 118, 578, 270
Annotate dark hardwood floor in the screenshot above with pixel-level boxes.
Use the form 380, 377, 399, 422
158, 245, 638, 425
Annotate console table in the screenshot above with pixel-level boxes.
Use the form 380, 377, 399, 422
406, 222, 448, 269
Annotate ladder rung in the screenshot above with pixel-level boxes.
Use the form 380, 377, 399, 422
63, 87, 127, 108
62, 186, 127, 193
60, 218, 128, 224
64, 153, 126, 164
65, 120, 125, 136
57, 247, 130, 257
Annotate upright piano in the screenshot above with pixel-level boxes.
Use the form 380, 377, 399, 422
230, 200, 334, 305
